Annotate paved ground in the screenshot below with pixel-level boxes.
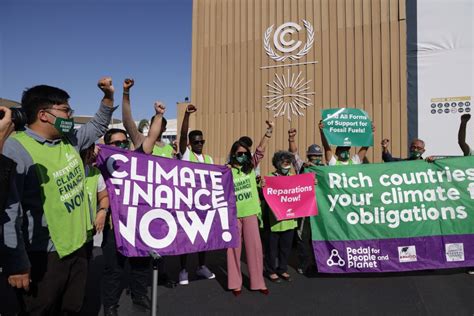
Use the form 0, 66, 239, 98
2, 247, 473, 315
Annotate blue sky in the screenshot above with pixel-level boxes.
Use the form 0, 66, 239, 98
0, 0, 192, 120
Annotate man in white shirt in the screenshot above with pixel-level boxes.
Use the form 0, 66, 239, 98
177, 104, 215, 285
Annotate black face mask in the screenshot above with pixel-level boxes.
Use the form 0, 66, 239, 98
309, 156, 323, 165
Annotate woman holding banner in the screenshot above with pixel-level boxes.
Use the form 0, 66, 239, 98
262, 151, 298, 283
226, 122, 274, 296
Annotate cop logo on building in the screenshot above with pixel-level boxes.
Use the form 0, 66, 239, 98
264, 20, 314, 62
262, 20, 317, 121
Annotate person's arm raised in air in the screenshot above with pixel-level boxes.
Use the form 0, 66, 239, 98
179, 104, 197, 155
252, 120, 274, 167
288, 128, 304, 172
458, 114, 471, 156
142, 102, 165, 154
76, 77, 116, 151
319, 120, 333, 163
122, 78, 145, 148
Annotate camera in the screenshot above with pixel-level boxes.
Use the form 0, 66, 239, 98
0, 107, 27, 131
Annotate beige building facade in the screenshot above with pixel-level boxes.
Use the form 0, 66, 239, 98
182, 0, 408, 174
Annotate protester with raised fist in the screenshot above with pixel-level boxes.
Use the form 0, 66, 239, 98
100, 95, 169, 315
287, 128, 322, 274
2, 77, 115, 315
319, 120, 371, 165
178, 104, 216, 285
381, 138, 426, 162
227, 134, 270, 296
121, 78, 175, 157
457, 114, 474, 275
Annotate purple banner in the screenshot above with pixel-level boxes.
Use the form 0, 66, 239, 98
313, 234, 474, 273
96, 145, 239, 257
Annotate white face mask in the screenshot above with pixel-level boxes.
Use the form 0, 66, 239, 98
280, 165, 291, 175
142, 127, 149, 136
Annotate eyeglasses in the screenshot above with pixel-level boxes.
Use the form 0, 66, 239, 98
192, 140, 205, 145
51, 106, 74, 116
108, 140, 130, 148
236, 151, 247, 157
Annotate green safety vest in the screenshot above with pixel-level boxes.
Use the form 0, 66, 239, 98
232, 167, 261, 218
189, 151, 213, 164
14, 132, 87, 257
84, 165, 101, 240
266, 172, 297, 232
152, 144, 174, 158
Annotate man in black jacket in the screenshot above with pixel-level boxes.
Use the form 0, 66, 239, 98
381, 138, 426, 162
0, 106, 18, 316
0, 106, 15, 209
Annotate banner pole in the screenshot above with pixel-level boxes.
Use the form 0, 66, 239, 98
150, 251, 161, 316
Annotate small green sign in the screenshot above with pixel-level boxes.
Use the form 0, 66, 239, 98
322, 108, 373, 147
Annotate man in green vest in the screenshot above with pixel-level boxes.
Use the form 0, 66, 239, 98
121, 78, 174, 157
2, 78, 116, 315
177, 104, 215, 285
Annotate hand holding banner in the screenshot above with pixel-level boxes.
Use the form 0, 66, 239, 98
96, 145, 239, 257
263, 173, 317, 220
322, 108, 374, 147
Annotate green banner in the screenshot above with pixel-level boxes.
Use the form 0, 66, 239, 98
322, 108, 373, 147
312, 157, 474, 241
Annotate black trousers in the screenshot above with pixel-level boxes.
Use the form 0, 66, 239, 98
264, 229, 294, 275
101, 228, 150, 308
296, 217, 314, 270
19, 247, 88, 315
180, 252, 206, 270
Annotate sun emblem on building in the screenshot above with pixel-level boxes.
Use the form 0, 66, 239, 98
263, 70, 314, 121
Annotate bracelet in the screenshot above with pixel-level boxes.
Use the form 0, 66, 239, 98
265, 133, 271, 138
288, 139, 295, 142
98, 207, 108, 213
123, 91, 129, 95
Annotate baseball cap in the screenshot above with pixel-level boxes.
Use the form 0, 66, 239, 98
307, 144, 323, 155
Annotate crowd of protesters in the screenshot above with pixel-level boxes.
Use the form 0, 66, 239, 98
0, 77, 472, 316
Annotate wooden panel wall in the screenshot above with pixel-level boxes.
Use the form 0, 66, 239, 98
187, 0, 407, 174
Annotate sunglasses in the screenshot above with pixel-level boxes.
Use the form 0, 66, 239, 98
192, 140, 205, 145
236, 151, 247, 157
109, 140, 130, 148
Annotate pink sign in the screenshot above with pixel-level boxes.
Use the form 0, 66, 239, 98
263, 173, 318, 221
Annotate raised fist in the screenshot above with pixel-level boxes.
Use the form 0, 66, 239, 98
461, 114, 471, 123
154, 101, 166, 115
288, 128, 297, 138
265, 120, 274, 130
123, 78, 134, 90
381, 139, 390, 149
186, 104, 197, 113
98, 77, 114, 94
